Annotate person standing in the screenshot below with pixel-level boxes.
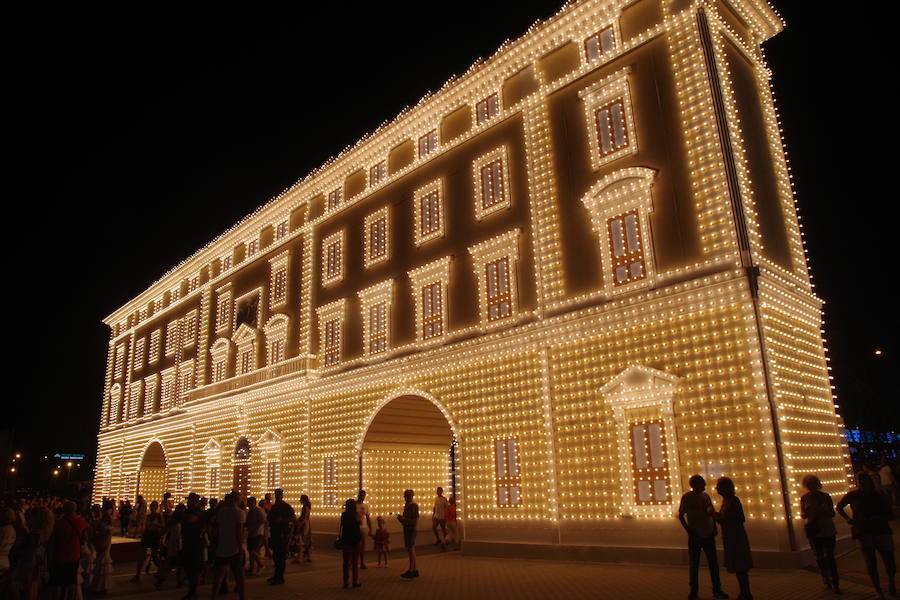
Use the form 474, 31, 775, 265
298, 495, 312, 563
244, 498, 265, 577
445, 495, 459, 550
432, 487, 449, 549
47, 501, 89, 600
210, 493, 245, 600
714, 477, 753, 600
118, 500, 133, 538
678, 475, 727, 600
132, 500, 163, 582
398, 489, 419, 579
87, 506, 113, 594
800, 474, 839, 593
339, 500, 362, 589
134, 495, 148, 538
180, 493, 206, 600
837, 472, 896, 599
355, 490, 372, 570
266, 488, 295, 585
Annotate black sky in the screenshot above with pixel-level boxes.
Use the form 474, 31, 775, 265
7, 1, 895, 484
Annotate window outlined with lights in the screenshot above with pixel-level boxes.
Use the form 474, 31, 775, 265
215, 284, 233, 334
476, 93, 500, 125
203, 439, 222, 499
469, 229, 520, 328
579, 68, 637, 170
472, 145, 512, 220
183, 310, 198, 349
263, 313, 290, 366
257, 430, 283, 495
413, 179, 445, 246
418, 129, 438, 158
316, 298, 346, 368
143, 374, 159, 416
358, 279, 393, 357
321, 230, 345, 286
583, 24, 618, 63
494, 437, 522, 507
601, 364, 682, 518
128, 380, 143, 421
408, 256, 452, 344
581, 167, 657, 297
209, 338, 233, 383
364, 207, 390, 267
133, 336, 146, 372
233, 323, 260, 375
160, 367, 177, 412
149, 329, 161, 364
269, 251, 290, 310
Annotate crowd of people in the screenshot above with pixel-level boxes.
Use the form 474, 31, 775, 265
0, 460, 895, 599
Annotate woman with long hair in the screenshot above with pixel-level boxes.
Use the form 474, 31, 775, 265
714, 477, 753, 600
338, 499, 361, 589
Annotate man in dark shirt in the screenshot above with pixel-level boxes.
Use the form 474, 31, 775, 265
266, 488, 295, 585
398, 489, 419, 579
678, 475, 728, 600
180, 493, 205, 600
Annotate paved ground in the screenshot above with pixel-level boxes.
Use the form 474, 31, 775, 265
101, 545, 894, 600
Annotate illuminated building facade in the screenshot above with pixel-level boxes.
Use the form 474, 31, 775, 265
94, 0, 849, 561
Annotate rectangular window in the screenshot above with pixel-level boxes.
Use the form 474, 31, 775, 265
327, 187, 342, 211
630, 421, 672, 505
134, 337, 146, 370
149, 330, 161, 363
248, 239, 259, 256
495, 438, 522, 506
266, 461, 278, 490
276, 220, 289, 240
369, 217, 387, 262
213, 359, 227, 383
161, 376, 175, 411
324, 319, 341, 366
607, 210, 647, 286
421, 282, 443, 339
114, 343, 126, 378
270, 338, 286, 364
585, 26, 616, 61
144, 379, 158, 414
223, 255, 233, 271
486, 257, 512, 321
476, 93, 500, 124
165, 321, 179, 357
178, 365, 194, 395
420, 191, 441, 237
418, 130, 437, 158
208, 466, 219, 497
594, 99, 629, 157
217, 296, 230, 330
273, 268, 288, 303
184, 312, 198, 347
239, 349, 255, 374
480, 159, 505, 210
323, 457, 337, 506
325, 240, 342, 282
369, 302, 388, 354
369, 161, 386, 186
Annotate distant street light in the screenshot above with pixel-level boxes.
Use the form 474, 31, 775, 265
874, 349, 884, 357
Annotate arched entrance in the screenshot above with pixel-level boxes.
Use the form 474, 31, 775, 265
360, 394, 458, 519
137, 441, 167, 502
233, 438, 251, 498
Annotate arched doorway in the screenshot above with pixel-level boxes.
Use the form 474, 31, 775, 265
137, 441, 167, 502
233, 438, 251, 498
360, 395, 458, 519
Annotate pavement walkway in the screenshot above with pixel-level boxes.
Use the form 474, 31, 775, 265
102, 545, 893, 600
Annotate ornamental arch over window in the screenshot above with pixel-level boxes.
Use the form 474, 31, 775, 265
256, 430, 283, 495
202, 439, 222, 499
263, 314, 290, 365
581, 167, 657, 296
109, 383, 122, 425
209, 337, 234, 383
233, 324, 261, 375
601, 364, 682, 518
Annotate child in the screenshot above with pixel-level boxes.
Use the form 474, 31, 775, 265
372, 516, 390, 567
714, 477, 753, 600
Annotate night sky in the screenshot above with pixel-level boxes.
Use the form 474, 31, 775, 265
7, 1, 894, 485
